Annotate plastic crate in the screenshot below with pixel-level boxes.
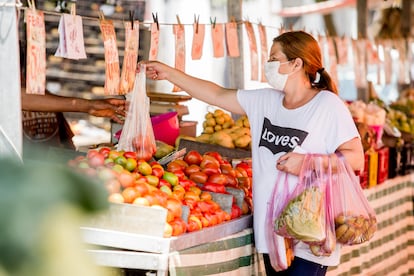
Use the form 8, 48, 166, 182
377, 147, 389, 184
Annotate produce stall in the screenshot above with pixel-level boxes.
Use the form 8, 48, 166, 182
82, 172, 413, 276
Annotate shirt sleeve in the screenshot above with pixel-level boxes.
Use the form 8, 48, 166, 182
325, 95, 360, 152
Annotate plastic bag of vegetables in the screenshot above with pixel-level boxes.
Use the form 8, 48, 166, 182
275, 154, 327, 243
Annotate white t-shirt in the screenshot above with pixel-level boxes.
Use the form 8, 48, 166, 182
237, 88, 360, 266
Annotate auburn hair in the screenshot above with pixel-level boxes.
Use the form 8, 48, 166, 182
273, 31, 338, 94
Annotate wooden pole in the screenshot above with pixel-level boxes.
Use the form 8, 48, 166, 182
357, 0, 369, 102
400, 0, 412, 90
227, 0, 244, 90
401, 0, 412, 39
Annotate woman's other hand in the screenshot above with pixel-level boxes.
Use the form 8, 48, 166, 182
276, 152, 305, 175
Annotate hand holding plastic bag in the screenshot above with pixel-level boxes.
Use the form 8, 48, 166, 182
117, 64, 156, 160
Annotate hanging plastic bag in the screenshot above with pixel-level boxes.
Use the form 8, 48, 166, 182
331, 153, 377, 245
117, 64, 156, 161
275, 154, 327, 243
265, 172, 294, 271
306, 158, 336, 256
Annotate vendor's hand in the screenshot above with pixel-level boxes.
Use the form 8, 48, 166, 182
138, 61, 170, 81
88, 98, 126, 124
276, 152, 305, 176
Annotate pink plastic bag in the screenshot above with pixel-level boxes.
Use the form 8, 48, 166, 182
265, 172, 293, 271
306, 159, 336, 256
275, 154, 327, 243
331, 153, 377, 245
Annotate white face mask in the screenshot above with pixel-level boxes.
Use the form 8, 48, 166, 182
264, 61, 290, 91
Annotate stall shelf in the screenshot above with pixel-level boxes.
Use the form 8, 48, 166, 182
81, 203, 253, 276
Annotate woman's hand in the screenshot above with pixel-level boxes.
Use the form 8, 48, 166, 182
276, 152, 305, 176
138, 61, 171, 81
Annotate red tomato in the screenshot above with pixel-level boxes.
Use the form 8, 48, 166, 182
201, 163, 221, 175
200, 155, 220, 168
179, 178, 196, 190
124, 151, 138, 159
207, 173, 228, 185
158, 179, 172, 189
184, 150, 203, 165
122, 187, 140, 203
135, 182, 149, 196
151, 166, 164, 178
225, 175, 238, 187
185, 164, 201, 176
166, 198, 183, 218
236, 161, 252, 177
196, 200, 214, 213
189, 171, 208, 184
231, 204, 242, 219
173, 170, 186, 180
202, 182, 227, 194
220, 163, 236, 177
88, 152, 105, 168
98, 147, 111, 158
186, 218, 202, 232
204, 151, 224, 164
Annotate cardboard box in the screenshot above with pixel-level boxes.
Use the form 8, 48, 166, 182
179, 121, 198, 137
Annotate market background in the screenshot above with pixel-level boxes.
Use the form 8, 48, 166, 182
9, 0, 408, 149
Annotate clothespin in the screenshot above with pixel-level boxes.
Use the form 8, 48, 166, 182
210, 16, 216, 28
230, 16, 236, 24
194, 14, 200, 34
98, 10, 105, 21
70, 3, 76, 23
176, 14, 182, 27
28, 0, 36, 10
129, 10, 135, 29
152, 12, 159, 31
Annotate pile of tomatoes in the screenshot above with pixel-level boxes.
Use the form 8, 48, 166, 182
68, 148, 253, 237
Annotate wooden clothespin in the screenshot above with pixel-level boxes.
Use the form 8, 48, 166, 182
194, 14, 200, 34
98, 10, 105, 21
129, 10, 135, 29
176, 14, 182, 27
28, 0, 36, 10
210, 16, 216, 28
152, 12, 159, 31
70, 3, 76, 16
230, 16, 236, 24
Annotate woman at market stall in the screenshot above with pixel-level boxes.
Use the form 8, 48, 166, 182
141, 30, 364, 276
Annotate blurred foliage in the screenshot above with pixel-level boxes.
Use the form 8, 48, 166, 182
0, 156, 109, 275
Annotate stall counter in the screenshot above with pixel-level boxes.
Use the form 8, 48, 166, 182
84, 174, 414, 275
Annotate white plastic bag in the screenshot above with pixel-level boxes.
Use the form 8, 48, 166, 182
117, 64, 156, 160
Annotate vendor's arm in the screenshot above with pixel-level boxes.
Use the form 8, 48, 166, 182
21, 89, 126, 124
142, 61, 245, 115
276, 137, 364, 175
